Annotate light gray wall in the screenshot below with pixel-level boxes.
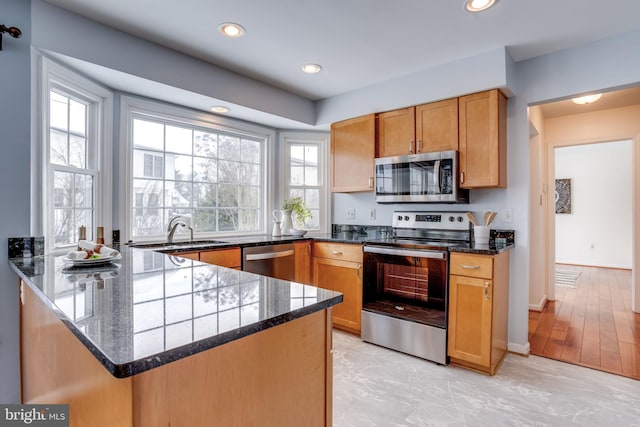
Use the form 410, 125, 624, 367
507, 29, 640, 351
0, 0, 31, 403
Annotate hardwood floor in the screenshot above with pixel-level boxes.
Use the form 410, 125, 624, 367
529, 265, 640, 380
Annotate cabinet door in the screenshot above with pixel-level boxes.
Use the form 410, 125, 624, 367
448, 275, 493, 367
415, 98, 458, 153
199, 248, 241, 268
377, 107, 415, 158
458, 89, 507, 188
313, 257, 362, 334
331, 114, 376, 192
294, 241, 312, 285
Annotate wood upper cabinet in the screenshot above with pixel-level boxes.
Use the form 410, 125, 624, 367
377, 107, 415, 157
378, 99, 459, 158
312, 242, 363, 335
458, 89, 507, 189
330, 114, 376, 193
294, 241, 313, 285
448, 251, 510, 375
415, 98, 459, 153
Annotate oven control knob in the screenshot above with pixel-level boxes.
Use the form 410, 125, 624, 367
397, 215, 403, 221
404, 216, 410, 221
449, 216, 455, 222
457, 216, 464, 222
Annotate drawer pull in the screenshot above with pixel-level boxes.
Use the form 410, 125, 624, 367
331, 250, 343, 255
484, 281, 490, 301
461, 264, 481, 270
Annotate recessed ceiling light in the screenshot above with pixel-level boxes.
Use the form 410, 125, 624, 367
301, 64, 323, 74
219, 22, 245, 38
465, 0, 497, 12
210, 106, 230, 113
571, 94, 602, 105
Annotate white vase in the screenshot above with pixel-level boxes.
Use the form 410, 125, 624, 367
279, 209, 294, 236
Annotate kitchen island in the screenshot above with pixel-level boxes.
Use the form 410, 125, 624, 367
10, 246, 342, 427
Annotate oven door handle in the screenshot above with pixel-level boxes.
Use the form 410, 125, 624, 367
364, 245, 445, 259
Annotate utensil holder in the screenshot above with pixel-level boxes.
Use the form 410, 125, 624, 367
474, 225, 490, 245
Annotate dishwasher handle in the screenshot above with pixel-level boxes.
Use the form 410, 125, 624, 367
244, 249, 294, 261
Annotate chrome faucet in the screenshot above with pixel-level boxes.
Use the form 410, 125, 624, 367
167, 215, 189, 244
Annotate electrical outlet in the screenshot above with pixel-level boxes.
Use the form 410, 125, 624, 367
346, 208, 356, 220
368, 209, 376, 220
502, 208, 513, 223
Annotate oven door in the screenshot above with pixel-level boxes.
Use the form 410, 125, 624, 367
362, 245, 448, 328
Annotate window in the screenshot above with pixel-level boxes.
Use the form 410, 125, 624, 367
122, 97, 273, 241
40, 58, 112, 251
282, 133, 329, 231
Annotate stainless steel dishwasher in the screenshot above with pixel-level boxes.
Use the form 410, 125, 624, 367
242, 243, 296, 281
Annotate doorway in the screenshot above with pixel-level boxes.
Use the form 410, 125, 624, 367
527, 88, 640, 380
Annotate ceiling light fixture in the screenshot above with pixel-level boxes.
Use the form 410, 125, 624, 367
210, 106, 230, 113
465, 0, 497, 12
301, 64, 323, 74
219, 23, 245, 38
571, 94, 602, 105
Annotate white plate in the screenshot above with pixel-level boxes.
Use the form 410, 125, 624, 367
63, 253, 121, 267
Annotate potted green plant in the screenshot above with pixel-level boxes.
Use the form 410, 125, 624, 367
281, 197, 311, 228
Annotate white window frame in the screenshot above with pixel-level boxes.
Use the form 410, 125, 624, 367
38, 57, 113, 253
119, 95, 276, 243
280, 132, 330, 233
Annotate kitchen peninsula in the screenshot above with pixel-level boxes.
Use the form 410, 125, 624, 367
10, 246, 342, 427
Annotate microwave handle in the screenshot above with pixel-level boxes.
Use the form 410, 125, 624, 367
434, 160, 441, 194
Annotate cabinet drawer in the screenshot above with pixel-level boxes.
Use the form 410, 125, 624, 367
313, 242, 363, 263
200, 248, 241, 268
450, 253, 493, 279
170, 251, 200, 261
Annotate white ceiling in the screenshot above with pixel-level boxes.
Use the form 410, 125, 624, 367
41, 0, 640, 125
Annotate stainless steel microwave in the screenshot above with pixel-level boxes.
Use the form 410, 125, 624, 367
374, 150, 469, 204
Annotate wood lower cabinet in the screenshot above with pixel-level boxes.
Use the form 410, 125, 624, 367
312, 242, 363, 334
331, 114, 376, 193
448, 251, 510, 375
294, 241, 313, 285
170, 247, 241, 269
458, 89, 507, 188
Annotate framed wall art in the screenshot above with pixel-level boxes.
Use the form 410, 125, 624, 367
555, 178, 572, 214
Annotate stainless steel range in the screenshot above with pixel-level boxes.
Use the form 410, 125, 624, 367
361, 211, 471, 364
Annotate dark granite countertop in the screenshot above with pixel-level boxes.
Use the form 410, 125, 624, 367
448, 243, 515, 255
9, 246, 342, 378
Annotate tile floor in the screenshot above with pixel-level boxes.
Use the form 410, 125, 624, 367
332, 331, 640, 426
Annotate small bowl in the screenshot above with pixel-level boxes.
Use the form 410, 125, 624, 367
291, 229, 308, 237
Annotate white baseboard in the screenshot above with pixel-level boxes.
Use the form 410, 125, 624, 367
528, 295, 547, 312
508, 341, 530, 356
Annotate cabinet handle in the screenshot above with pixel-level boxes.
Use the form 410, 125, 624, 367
484, 281, 490, 301
331, 250, 343, 255
461, 264, 480, 270
409, 140, 414, 154
460, 171, 465, 184
357, 264, 362, 279
417, 139, 422, 153
307, 243, 311, 256
368, 177, 374, 189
